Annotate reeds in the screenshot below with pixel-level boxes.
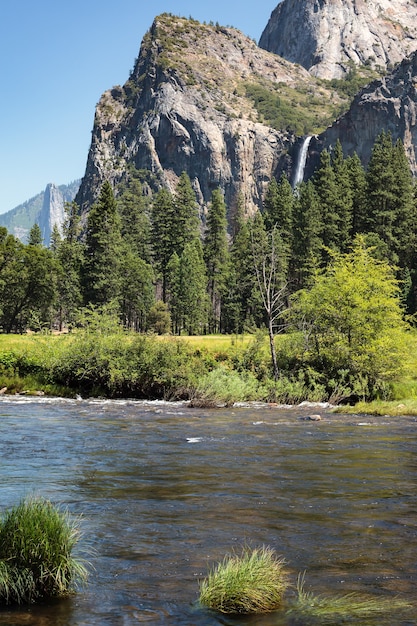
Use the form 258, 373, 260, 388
286, 573, 413, 624
199, 546, 288, 614
0, 496, 89, 605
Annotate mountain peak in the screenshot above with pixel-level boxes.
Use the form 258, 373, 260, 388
259, 0, 417, 79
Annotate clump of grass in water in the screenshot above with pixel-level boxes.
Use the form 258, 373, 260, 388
286, 573, 413, 624
199, 546, 288, 614
0, 496, 89, 605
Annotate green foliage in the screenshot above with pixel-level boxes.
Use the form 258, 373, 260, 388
190, 366, 261, 406
83, 181, 123, 307
199, 546, 288, 614
289, 236, 409, 400
204, 188, 229, 332
0, 496, 88, 605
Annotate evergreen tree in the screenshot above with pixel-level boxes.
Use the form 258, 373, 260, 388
345, 152, 367, 236
54, 202, 84, 330
365, 132, 416, 269
204, 188, 229, 332
117, 174, 151, 262
331, 140, 353, 251
119, 250, 154, 331
151, 188, 176, 301
290, 181, 322, 290
28, 223, 43, 246
177, 240, 209, 334
313, 149, 342, 257
172, 172, 200, 251
83, 181, 123, 307
263, 174, 293, 272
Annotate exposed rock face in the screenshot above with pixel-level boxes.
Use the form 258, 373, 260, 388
75, 15, 342, 219
38, 184, 66, 246
259, 0, 417, 79
307, 51, 417, 176
0, 181, 79, 245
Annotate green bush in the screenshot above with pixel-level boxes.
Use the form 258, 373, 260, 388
199, 546, 288, 614
0, 497, 88, 605
190, 366, 261, 406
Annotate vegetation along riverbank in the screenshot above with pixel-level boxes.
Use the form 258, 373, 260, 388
1, 311, 417, 414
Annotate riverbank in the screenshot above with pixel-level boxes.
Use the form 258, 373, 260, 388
1, 331, 417, 414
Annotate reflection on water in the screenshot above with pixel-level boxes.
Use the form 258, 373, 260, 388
0, 397, 416, 625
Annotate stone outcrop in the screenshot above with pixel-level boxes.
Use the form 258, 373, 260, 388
75, 14, 343, 219
0, 181, 79, 245
259, 0, 417, 79
306, 51, 417, 177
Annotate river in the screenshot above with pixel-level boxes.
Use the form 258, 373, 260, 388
0, 397, 416, 625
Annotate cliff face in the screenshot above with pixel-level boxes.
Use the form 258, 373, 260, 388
0, 181, 79, 245
75, 14, 345, 218
307, 51, 417, 177
259, 0, 417, 79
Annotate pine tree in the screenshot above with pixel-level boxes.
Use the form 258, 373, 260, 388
365, 132, 416, 268
177, 240, 209, 334
117, 174, 151, 262
28, 223, 43, 246
290, 181, 322, 290
313, 149, 342, 256
331, 140, 353, 251
83, 181, 123, 307
345, 152, 367, 236
151, 188, 176, 301
204, 188, 229, 332
54, 202, 84, 330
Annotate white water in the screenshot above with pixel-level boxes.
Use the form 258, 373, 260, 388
293, 135, 312, 187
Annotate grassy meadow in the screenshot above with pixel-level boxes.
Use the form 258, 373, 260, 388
0, 330, 417, 413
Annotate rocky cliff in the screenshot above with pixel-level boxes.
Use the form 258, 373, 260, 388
259, 0, 417, 79
0, 181, 80, 245
306, 50, 417, 177
75, 14, 346, 219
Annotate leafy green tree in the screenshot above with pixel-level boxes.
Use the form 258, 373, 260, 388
204, 188, 229, 332
0, 235, 58, 332
289, 235, 409, 399
83, 181, 123, 307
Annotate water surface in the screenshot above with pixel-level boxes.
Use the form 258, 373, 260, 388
0, 397, 416, 625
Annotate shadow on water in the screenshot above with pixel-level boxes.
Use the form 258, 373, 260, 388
0, 398, 416, 624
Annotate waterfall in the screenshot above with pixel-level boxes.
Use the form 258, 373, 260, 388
293, 135, 312, 188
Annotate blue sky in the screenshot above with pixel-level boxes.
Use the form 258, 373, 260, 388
0, 0, 278, 214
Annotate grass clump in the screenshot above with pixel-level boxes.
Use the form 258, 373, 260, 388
0, 496, 89, 605
199, 546, 288, 614
287, 574, 413, 624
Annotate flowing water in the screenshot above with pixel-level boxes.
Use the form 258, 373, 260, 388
0, 397, 416, 625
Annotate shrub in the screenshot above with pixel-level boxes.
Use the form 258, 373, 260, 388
199, 546, 288, 614
190, 366, 261, 407
0, 497, 88, 605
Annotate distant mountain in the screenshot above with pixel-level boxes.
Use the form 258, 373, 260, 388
0, 180, 80, 246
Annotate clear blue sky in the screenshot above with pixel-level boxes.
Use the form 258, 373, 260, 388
0, 0, 278, 214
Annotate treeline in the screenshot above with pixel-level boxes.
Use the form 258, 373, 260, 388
0, 130, 416, 335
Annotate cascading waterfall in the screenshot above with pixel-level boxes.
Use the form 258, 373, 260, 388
293, 135, 312, 188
